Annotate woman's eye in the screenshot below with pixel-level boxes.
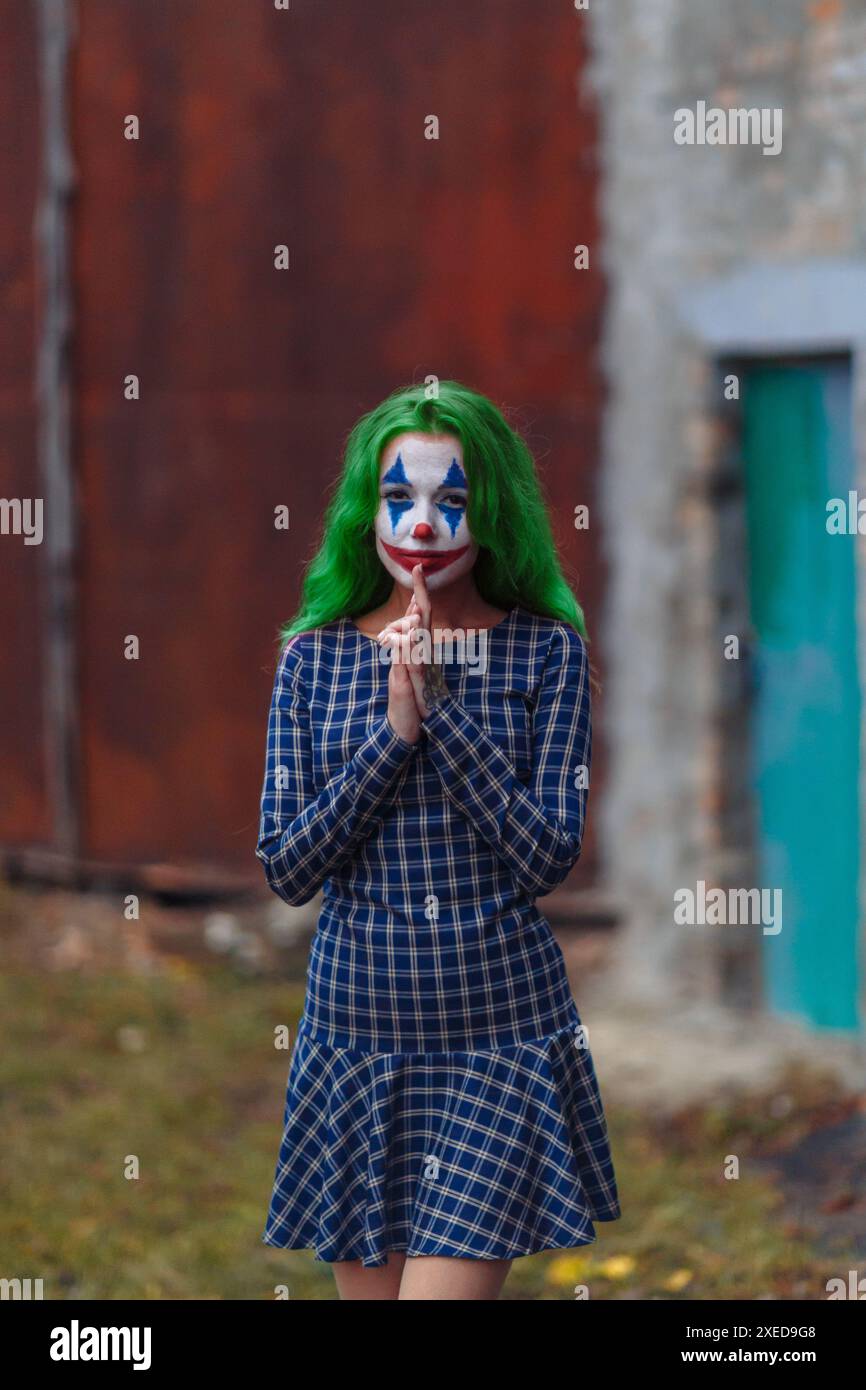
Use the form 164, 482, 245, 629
441, 495, 466, 508
382, 489, 410, 502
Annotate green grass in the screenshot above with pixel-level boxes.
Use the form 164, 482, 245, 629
0, 961, 850, 1300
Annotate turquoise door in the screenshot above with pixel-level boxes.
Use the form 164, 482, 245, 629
741, 359, 861, 1032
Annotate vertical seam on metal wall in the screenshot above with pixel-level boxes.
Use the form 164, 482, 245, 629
35, 0, 79, 860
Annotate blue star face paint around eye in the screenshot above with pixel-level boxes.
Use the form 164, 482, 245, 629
375, 433, 478, 591
438, 460, 467, 539
381, 455, 414, 533
440, 458, 467, 490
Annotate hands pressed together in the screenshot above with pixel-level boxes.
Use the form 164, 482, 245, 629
379, 567, 450, 745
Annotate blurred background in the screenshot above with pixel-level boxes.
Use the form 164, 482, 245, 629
1, 0, 864, 1300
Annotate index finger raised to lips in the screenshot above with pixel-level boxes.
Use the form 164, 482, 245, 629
412, 566, 432, 623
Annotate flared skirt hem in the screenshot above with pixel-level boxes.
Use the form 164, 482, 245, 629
261, 1206, 622, 1267
262, 1015, 621, 1266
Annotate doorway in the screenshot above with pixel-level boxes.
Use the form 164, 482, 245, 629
738, 356, 861, 1032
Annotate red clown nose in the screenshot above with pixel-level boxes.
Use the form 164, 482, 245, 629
413, 522, 434, 540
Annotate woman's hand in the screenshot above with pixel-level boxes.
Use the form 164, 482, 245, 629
377, 568, 450, 727
403, 568, 450, 719
380, 606, 423, 745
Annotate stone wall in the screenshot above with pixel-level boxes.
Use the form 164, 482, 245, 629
586, 0, 866, 1010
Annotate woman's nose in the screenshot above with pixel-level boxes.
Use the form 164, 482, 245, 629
413, 521, 435, 540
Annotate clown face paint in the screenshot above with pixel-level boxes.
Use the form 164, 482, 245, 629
374, 433, 478, 591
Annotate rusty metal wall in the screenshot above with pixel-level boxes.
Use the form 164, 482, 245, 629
0, 2, 48, 848
8, 0, 604, 884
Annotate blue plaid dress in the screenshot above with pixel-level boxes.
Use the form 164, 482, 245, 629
256, 606, 620, 1266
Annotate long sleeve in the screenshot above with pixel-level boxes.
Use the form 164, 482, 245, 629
256, 636, 420, 905
421, 623, 591, 897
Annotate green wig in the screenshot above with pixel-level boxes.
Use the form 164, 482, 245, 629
281, 380, 588, 643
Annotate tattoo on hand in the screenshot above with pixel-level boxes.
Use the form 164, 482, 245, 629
422, 662, 449, 710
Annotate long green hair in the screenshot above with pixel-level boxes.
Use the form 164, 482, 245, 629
281, 380, 588, 643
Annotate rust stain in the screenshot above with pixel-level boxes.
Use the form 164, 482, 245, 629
808, 0, 843, 23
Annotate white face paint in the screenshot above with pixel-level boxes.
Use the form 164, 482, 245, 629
374, 432, 478, 591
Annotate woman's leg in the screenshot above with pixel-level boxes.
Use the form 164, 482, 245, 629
398, 1255, 512, 1301
331, 1251, 406, 1300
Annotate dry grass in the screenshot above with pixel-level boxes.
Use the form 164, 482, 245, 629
1, 942, 856, 1301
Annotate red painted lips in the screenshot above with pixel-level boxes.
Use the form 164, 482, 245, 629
381, 541, 470, 574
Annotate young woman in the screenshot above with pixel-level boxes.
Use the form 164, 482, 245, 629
256, 381, 620, 1300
